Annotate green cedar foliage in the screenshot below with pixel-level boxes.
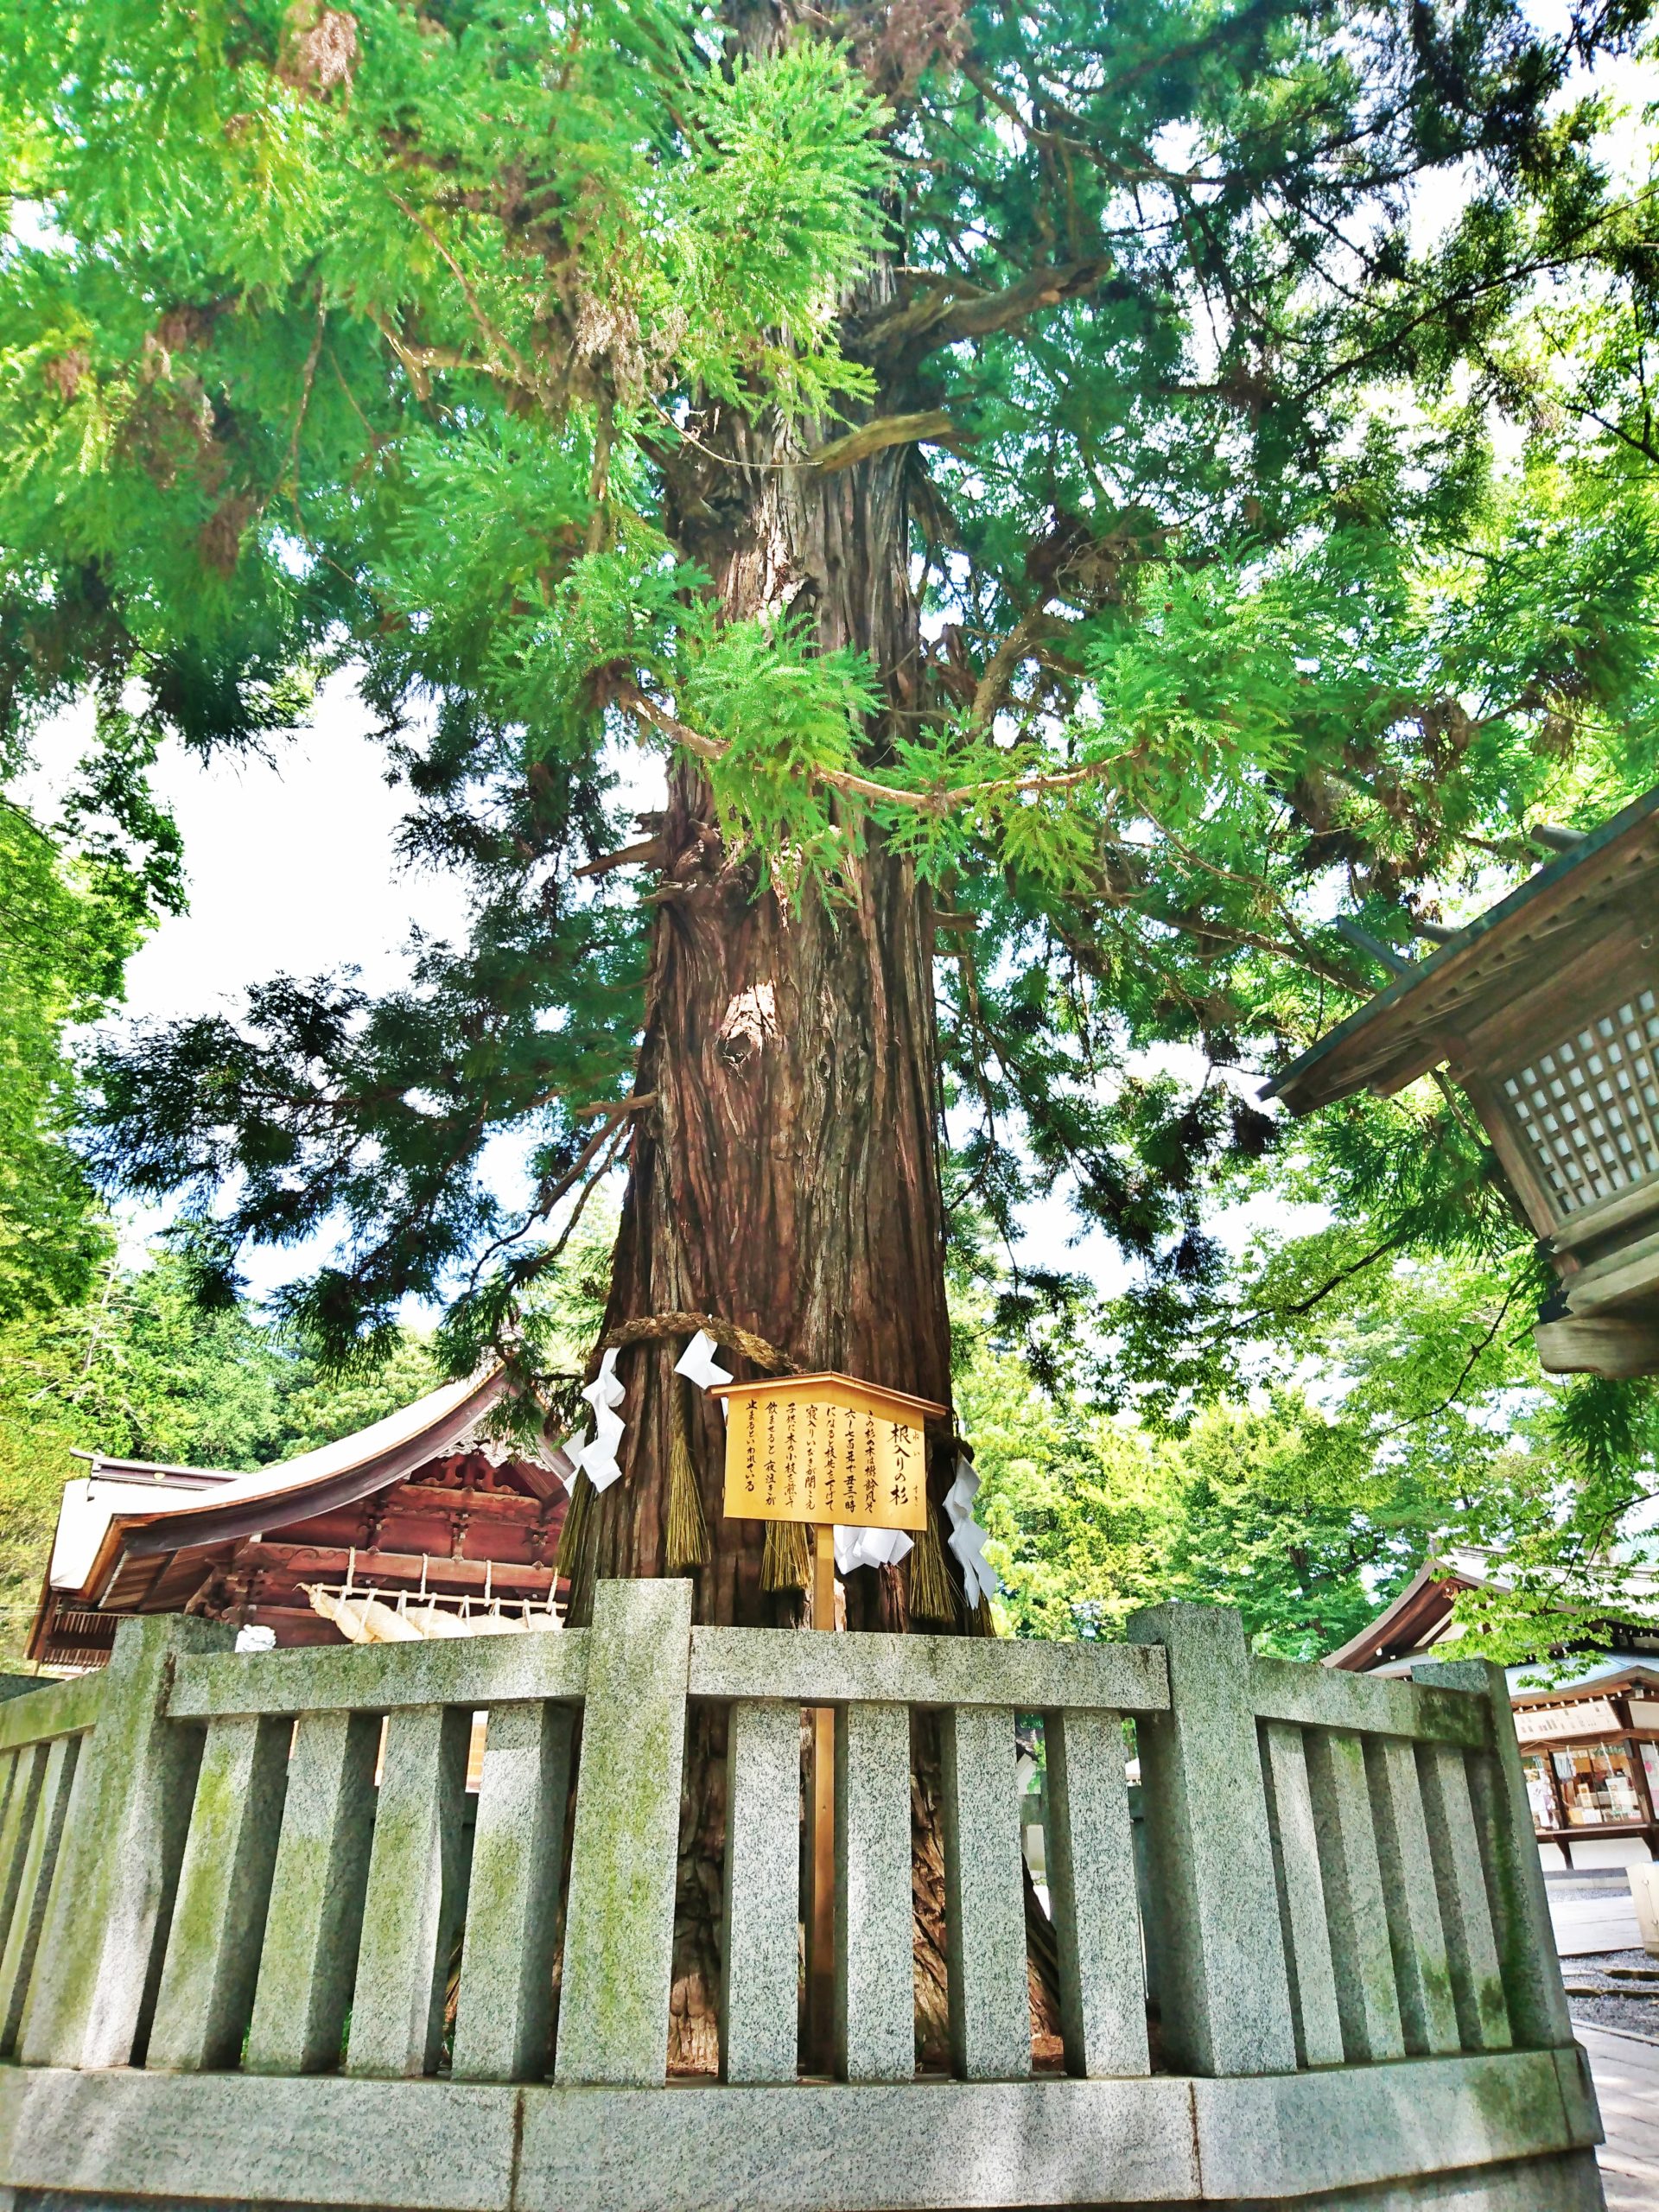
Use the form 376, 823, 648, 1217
0, 802, 112, 1325
3, 0, 1659, 1510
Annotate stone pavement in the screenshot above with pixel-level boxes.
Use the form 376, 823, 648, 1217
1550, 1878, 1644, 1956
1577, 2023, 1659, 2209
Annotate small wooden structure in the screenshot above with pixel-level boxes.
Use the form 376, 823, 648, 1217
1510, 1665, 1659, 1869
28, 1368, 570, 1667
1325, 1547, 1659, 1678
1328, 1548, 1659, 1866
1268, 786, 1659, 1376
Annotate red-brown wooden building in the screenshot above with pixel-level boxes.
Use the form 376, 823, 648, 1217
28, 1368, 571, 1669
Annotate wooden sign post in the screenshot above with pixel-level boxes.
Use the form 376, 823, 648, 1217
709, 1371, 945, 2075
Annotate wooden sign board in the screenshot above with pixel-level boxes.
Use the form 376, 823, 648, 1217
709, 1372, 946, 1531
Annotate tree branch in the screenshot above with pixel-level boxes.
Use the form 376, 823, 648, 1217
1258, 1226, 1413, 1319
612, 679, 944, 810
573, 836, 666, 878
570, 1092, 657, 1119
611, 676, 1109, 817
462, 1113, 631, 1297
1367, 1281, 1522, 1440
385, 193, 550, 403
283, 293, 327, 490
969, 604, 1053, 732
807, 410, 959, 472
865, 260, 1109, 361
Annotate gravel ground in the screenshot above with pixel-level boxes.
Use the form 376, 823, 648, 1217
1548, 1872, 1640, 1901
1562, 1948, 1659, 2040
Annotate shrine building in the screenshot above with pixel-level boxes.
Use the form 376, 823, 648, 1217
27, 1368, 571, 1670
1328, 1545, 1659, 1869
1268, 785, 1659, 1378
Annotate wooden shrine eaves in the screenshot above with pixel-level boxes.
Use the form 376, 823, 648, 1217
1265, 785, 1659, 1116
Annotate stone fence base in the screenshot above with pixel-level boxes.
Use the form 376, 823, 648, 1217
0, 1589, 1603, 2212
0, 2151, 1607, 2212
0, 2046, 1603, 2212
1288, 2151, 1604, 2210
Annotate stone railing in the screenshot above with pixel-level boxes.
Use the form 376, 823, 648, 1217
0, 1582, 1603, 2212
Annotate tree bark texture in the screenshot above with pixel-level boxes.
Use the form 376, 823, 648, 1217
567, 68, 1053, 2063
586, 372, 951, 1621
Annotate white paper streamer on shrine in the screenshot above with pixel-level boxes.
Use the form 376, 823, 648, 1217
302, 1586, 560, 1640
832, 1522, 914, 1575
572, 1345, 627, 1493
944, 1457, 998, 1605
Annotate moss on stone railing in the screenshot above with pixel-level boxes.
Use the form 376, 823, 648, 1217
0, 1583, 1605, 2212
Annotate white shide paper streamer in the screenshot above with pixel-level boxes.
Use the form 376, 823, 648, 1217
833, 1522, 914, 1575
944, 1457, 998, 1605
674, 1329, 733, 1390
565, 1344, 628, 1493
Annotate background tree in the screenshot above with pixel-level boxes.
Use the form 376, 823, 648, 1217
0, 801, 119, 1327
0, 714, 186, 1326
965, 1227, 1659, 1662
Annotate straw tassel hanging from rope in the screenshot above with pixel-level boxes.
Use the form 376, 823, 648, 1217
906, 1501, 958, 1623
554, 1468, 597, 1624
760, 1516, 810, 1593
664, 1375, 710, 1573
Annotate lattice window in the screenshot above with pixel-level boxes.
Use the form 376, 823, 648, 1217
1502, 988, 1659, 1216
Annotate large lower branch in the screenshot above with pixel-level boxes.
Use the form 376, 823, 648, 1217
864, 260, 1109, 361
611, 677, 1109, 817
807, 410, 958, 473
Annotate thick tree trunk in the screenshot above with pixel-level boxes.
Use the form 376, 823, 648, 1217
585, 369, 950, 1606
589, 790, 950, 1613
569, 389, 977, 2071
